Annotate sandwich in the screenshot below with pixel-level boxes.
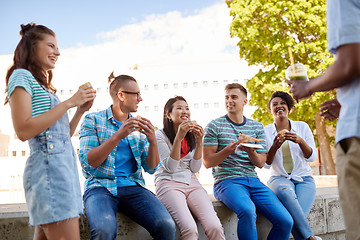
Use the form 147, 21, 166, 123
238, 133, 263, 143
278, 129, 290, 135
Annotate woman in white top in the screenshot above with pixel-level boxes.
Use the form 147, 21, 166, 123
155, 96, 225, 240
264, 91, 321, 240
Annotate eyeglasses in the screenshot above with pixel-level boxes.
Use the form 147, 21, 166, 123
119, 90, 142, 100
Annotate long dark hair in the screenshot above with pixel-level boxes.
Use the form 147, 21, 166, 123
163, 96, 195, 152
5, 23, 57, 104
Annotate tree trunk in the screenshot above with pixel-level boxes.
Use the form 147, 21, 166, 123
315, 112, 336, 175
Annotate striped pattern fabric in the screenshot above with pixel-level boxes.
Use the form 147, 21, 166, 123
203, 115, 267, 184
79, 107, 157, 196
7, 69, 51, 117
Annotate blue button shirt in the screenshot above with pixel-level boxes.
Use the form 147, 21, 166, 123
327, 0, 360, 144
79, 106, 158, 196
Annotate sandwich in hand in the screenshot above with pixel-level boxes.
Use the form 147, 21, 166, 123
136, 115, 143, 130
238, 133, 263, 143
278, 129, 289, 135
79, 82, 96, 92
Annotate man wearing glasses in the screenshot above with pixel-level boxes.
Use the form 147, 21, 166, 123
79, 73, 176, 240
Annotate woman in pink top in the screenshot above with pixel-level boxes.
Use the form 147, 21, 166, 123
155, 96, 225, 240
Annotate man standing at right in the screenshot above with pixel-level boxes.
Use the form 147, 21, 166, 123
289, 1, 360, 239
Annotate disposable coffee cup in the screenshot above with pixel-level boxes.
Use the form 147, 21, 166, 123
285, 63, 308, 81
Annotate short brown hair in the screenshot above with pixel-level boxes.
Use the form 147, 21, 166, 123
108, 72, 137, 100
225, 83, 247, 97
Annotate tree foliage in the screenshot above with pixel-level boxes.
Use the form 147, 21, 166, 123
227, 0, 336, 132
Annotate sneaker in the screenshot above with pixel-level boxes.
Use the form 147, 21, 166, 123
314, 236, 322, 240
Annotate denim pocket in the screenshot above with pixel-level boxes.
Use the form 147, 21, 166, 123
46, 137, 67, 155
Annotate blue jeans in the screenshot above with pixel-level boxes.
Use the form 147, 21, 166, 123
214, 177, 293, 240
268, 176, 316, 240
83, 186, 176, 240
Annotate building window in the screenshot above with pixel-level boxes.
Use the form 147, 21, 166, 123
97, 88, 101, 93
145, 106, 150, 112
60, 90, 65, 95
183, 82, 188, 88
203, 81, 208, 87
204, 103, 209, 108
223, 80, 228, 85
154, 84, 159, 90
144, 85, 149, 90
22, 150, 26, 156
12, 151, 17, 157
173, 83, 178, 89
193, 82, 198, 88
213, 80, 219, 86
233, 79, 239, 83
69, 89, 74, 94
194, 103, 199, 109
154, 105, 159, 111
164, 83, 169, 89
214, 102, 220, 108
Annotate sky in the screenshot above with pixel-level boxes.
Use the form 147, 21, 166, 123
0, 0, 222, 55
0, 0, 259, 132
0, 0, 266, 195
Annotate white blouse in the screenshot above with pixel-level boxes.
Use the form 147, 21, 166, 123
264, 120, 317, 182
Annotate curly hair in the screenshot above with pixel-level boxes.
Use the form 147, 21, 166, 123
267, 91, 295, 111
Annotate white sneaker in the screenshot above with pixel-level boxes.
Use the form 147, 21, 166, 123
314, 236, 322, 240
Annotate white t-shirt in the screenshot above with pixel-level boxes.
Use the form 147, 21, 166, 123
264, 120, 317, 182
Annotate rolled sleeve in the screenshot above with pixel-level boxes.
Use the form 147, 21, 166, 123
189, 158, 202, 173
303, 123, 317, 162
141, 138, 159, 174
79, 114, 100, 174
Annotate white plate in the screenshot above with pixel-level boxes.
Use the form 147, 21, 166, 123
237, 143, 264, 149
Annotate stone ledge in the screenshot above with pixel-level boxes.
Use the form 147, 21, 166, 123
0, 187, 345, 240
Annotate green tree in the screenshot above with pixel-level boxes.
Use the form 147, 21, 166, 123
227, 0, 336, 174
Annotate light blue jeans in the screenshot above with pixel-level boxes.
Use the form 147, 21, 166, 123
268, 176, 316, 240
214, 177, 293, 240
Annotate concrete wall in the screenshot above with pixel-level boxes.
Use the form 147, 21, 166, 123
0, 187, 346, 240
